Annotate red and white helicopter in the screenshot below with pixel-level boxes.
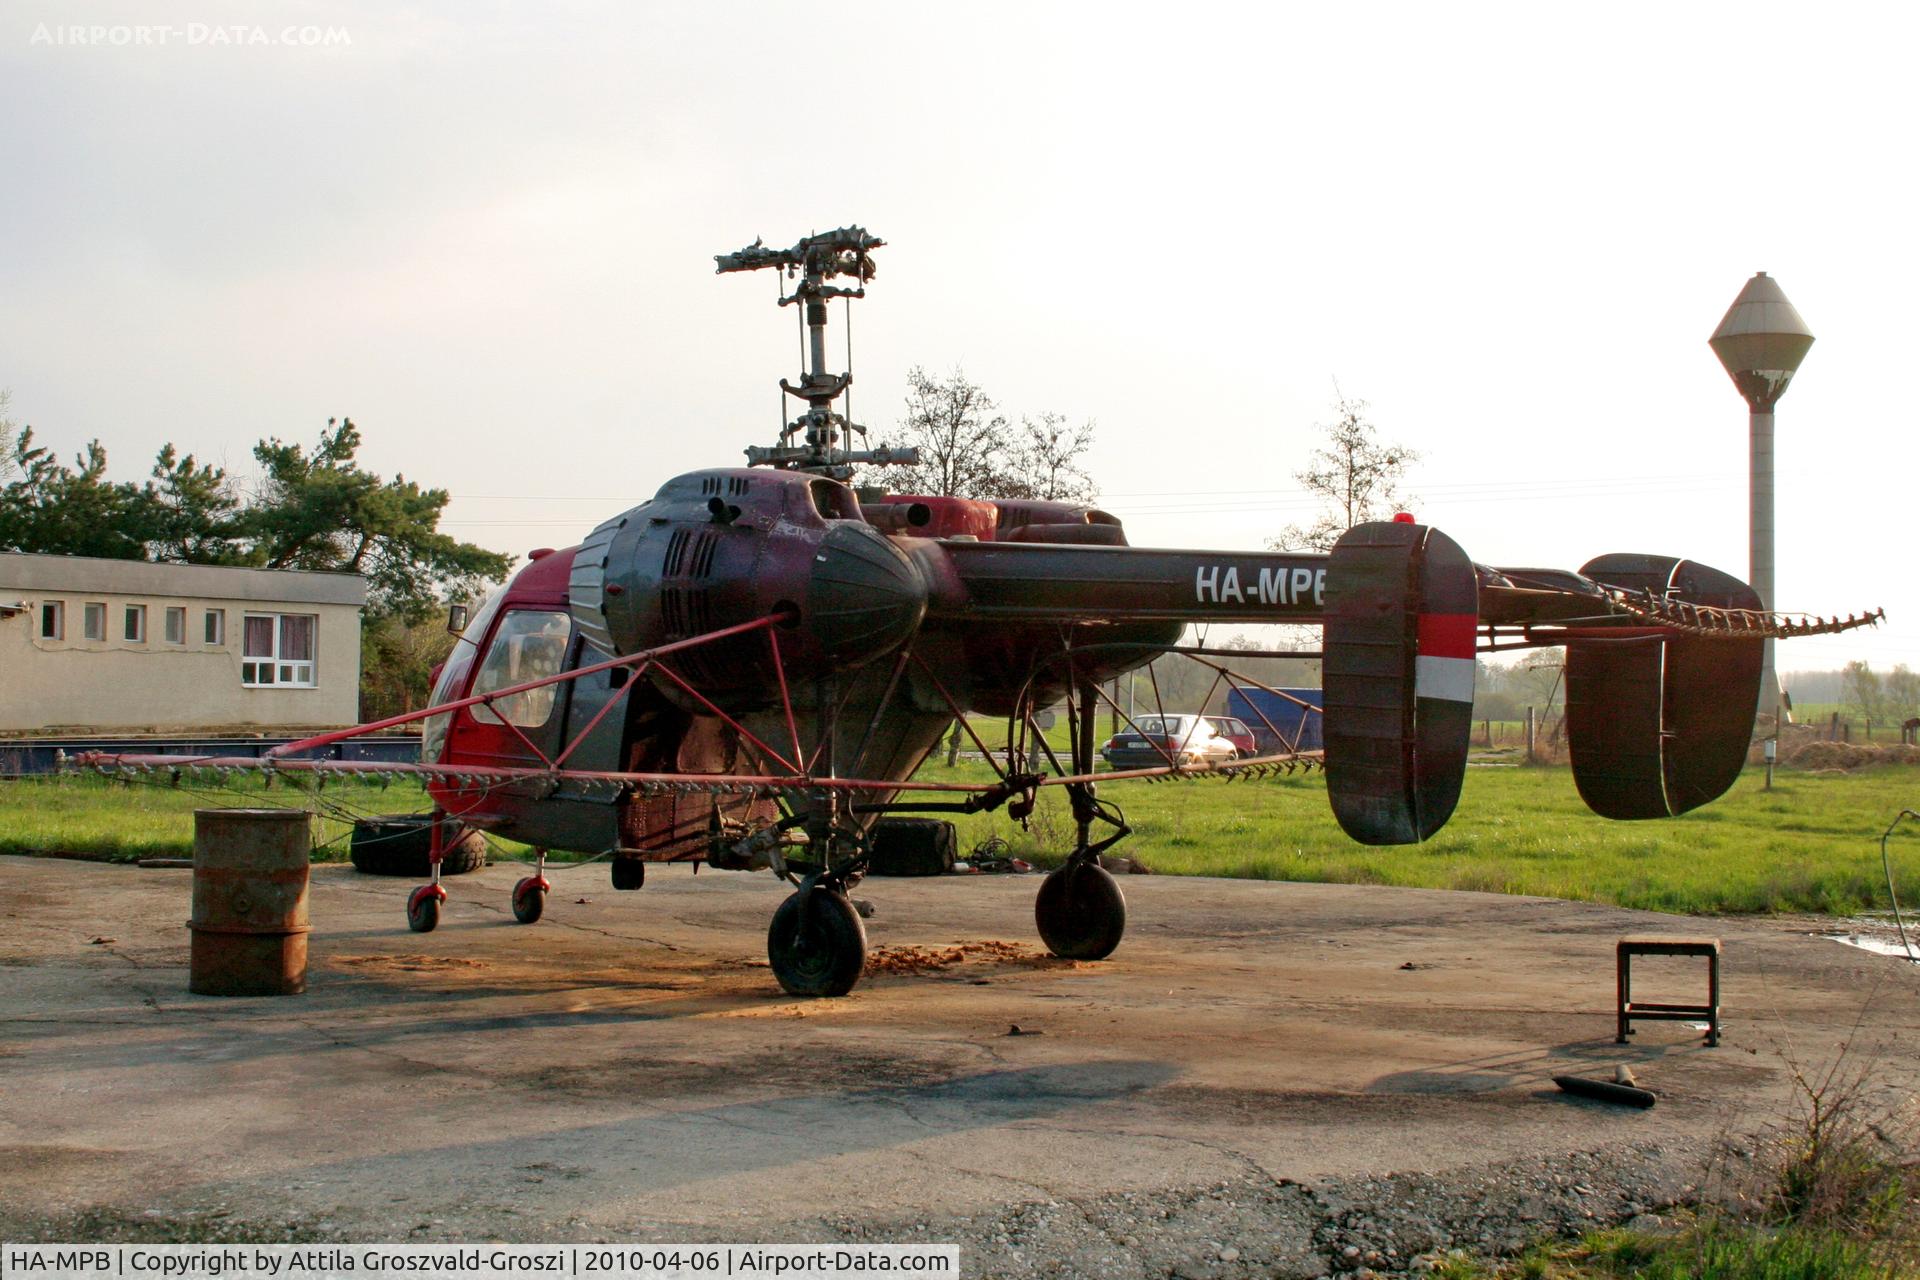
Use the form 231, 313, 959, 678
85, 228, 1879, 997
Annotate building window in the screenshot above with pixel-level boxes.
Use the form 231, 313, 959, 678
205, 609, 225, 645
242, 613, 317, 687
40, 601, 64, 640
84, 602, 106, 641
164, 607, 186, 644
124, 604, 147, 643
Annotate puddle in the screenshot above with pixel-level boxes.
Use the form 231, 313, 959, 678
1822, 932, 1920, 960
1816, 914, 1920, 960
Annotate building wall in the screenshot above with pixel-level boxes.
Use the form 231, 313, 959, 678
0, 556, 364, 734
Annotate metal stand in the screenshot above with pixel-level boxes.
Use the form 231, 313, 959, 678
1616, 936, 1721, 1047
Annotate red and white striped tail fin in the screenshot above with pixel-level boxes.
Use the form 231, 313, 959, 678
1322, 520, 1479, 845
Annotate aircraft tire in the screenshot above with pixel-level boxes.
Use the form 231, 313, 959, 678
1036, 862, 1126, 960
768, 887, 867, 997
406, 887, 441, 933
511, 877, 546, 925
350, 815, 486, 878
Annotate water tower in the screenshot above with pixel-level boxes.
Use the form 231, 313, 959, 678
1709, 272, 1813, 718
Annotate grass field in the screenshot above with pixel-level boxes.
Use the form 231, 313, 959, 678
0, 774, 422, 864
7, 758, 1920, 919
921, 758, 1920, 916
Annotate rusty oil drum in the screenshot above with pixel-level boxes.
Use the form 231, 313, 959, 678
189, 808, 312, 996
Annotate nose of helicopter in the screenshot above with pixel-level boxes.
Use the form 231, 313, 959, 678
803, 522, 928, 664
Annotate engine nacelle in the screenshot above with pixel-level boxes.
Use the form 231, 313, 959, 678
567, 469, 927, 705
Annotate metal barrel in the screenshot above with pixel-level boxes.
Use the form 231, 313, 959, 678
189, 808, 312, 997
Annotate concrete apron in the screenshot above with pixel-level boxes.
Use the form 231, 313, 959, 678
1, 855, 1915, 1241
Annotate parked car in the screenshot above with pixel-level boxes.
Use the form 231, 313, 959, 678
1209, 715, 1257, 758
1101, 714, 1239, 768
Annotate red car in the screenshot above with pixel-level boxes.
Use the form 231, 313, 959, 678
1210, 715, 1257, 758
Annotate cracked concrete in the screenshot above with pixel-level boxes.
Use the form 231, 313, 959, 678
2, 853, 1917, 1262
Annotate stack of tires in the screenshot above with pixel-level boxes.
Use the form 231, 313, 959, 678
348, 814, 487, 877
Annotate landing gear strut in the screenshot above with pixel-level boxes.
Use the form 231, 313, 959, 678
1035, 681, 1130, 960
766, 787, 871, 996
406, 810, 452, 932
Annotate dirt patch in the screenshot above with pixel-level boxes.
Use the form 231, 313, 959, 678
0, 1145, 132, 1177
864, 939, 1084, 976
329, 954, 491, 973
519, 1045, 958, 1098
1138, 1083, 1523, 1125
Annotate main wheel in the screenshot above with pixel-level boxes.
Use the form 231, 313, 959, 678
511, 877, 546, 925
767, 887, 867, 997
406, 886, 441, 933
1036, 861, 1126, 960
611, 858, 646, 891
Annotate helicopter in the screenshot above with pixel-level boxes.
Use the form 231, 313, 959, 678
84, 227, 1880, 997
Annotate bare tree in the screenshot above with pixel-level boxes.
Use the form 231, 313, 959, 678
1269, 395, 1418, 552
1004, 412, 1097, 502
0, 390, 18, 484
1842, 660, 1885, 722
880, 368, 1100, 502
885, 367, 1013, 497
1884, 665, 1920, 721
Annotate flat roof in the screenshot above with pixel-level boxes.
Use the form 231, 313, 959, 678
0, 553, 366, 607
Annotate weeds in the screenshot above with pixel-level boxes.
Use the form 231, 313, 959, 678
1412, 1030, 1917, 1278
1577, 1221, 1877, 1279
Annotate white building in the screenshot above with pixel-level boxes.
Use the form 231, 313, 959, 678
0, 553, 365, 734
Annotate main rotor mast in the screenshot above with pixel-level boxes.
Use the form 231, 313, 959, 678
715, 226, 918, 480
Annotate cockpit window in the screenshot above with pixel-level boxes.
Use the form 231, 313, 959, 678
422, 586, 509, 762
809, 478, 861, 521
470, 610, 572, 728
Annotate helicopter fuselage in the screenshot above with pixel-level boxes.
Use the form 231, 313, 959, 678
421, 466, 1342, 859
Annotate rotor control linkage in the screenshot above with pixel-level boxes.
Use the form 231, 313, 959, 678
716, 226, 919, 479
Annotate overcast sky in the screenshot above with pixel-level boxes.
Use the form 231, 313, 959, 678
3, 1, 1914, 678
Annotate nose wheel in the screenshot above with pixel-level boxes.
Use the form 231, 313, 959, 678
767, 884, 867, 997
512, 850, 550, 924
406, 883, 445, 933
1036, 859, 1126, 960
405, 814, 452, 932
511, 877, 547, 923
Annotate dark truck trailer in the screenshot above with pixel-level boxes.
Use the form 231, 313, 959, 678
1225, 687, 1324, 755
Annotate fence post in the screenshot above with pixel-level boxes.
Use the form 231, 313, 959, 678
1526, 706, 1537, 764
